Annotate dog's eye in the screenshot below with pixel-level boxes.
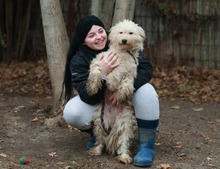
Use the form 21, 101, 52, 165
119, 32, 123, 34
129, 32, 133, 35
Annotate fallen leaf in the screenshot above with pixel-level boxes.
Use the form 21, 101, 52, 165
48, 152, 57, 157
155, 142, 161, 146
31, 116, 39, 122
179, 153, 186, 157
207, 156, 215, 161
193, 107, 203, 111
174, 141, 184, 149
171, 105, 180, 109
18, 105, 25, 108
0, 153, 7, 158
203, 135, 215, 143
215, 119, 220, 123
178, 84, 185, 92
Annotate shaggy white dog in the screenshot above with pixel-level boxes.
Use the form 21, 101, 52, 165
87, 20, 146, 164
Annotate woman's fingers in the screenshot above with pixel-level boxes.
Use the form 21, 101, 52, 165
107, 52, 117, 62
110, 54, 118, 64
111, 60, 120, 69
98, 52, 120, 76
107, 52, 119, 68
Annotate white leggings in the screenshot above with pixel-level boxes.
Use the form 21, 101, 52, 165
63, 83, 160, 130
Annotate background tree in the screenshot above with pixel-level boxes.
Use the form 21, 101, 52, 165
90, 0, 135, 30
90, 0, 115, 30
90, 0, 102, 17
0, 0, 32, 62
40, 0, 69, 112
112, 0, 136, 26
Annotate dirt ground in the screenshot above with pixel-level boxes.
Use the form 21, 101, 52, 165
0, 94, 219, 169
0, 60, 219, 169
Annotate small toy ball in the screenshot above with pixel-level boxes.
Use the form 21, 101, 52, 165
19, 157, 30, 164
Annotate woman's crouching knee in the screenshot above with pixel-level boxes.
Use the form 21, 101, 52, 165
63, 108, 92, 130
63, 96, 96, 130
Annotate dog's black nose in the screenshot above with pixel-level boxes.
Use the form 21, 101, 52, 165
122, 39, 127, 44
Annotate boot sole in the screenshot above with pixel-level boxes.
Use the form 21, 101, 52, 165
133, 162, 153, 167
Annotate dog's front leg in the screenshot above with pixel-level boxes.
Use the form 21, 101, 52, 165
87, 58, 103, 96
117, 78, 134, 103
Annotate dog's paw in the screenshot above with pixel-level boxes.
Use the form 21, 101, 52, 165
88, 146, 102, 156
117, 153, 133, 164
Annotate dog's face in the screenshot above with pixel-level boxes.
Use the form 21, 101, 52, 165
109, 20, 146, 51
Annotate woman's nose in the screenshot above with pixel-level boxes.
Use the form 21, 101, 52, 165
96, 33, 101, 39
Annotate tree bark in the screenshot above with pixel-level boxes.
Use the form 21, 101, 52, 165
112, 0, 135, 26
90, 0, 115, 31
90, 0, 102, 17
40, 0, 69, 112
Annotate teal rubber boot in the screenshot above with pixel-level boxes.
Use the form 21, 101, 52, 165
86, 132, 96, 149
133, 127, 157, 167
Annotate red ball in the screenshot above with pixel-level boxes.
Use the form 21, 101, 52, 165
25, 158, 30, 164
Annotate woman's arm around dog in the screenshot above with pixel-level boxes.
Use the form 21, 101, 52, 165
134, 51, 153, 90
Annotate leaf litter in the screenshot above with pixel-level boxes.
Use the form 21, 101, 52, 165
0, 61, 219, 103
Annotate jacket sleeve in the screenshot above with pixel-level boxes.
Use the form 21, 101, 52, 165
134, 51, 153, 90
70, 55, 105, 105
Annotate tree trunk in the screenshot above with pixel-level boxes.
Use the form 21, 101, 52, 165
40, 0, 69, 112
66, 0, 78, 38
112, 0, 135, 26
90, 0, 102, 17
90, 0, 115, 31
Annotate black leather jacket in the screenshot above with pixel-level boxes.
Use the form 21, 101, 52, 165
70, 45, 153, 105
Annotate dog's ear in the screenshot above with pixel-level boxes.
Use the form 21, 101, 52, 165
108, 31, 112, 42
108, 25, 117, 42
138, 26, 146, 41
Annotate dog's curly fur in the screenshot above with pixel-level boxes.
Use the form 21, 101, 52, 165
87, 20, 146, 164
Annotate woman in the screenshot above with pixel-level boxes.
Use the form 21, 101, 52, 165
63, 15, 160, 167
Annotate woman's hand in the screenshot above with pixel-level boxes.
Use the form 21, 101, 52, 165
98, 52, 119, 76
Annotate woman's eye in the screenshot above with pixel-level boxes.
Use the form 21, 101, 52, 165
88, 35, 94, 38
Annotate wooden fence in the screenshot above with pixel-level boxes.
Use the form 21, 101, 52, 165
134, 0, 220, 69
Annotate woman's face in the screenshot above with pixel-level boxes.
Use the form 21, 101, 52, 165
84, 25, 107, 51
